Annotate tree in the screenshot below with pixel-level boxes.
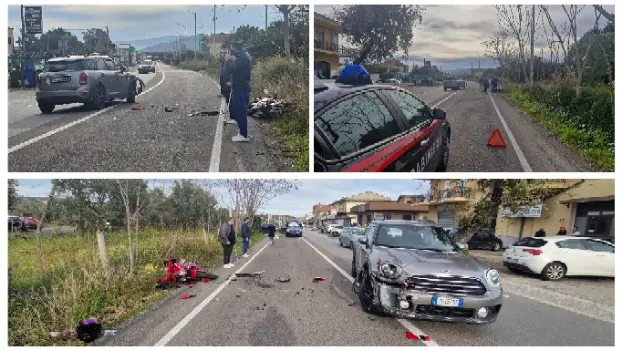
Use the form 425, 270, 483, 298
82, 28, 112, 54
496, 5, 534, 83
483, 31, 515, 73
8, 180, 19, 211
116, 180, 148, 273
334, 5, 424, 64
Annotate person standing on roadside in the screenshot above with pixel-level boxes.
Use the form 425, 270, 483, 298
219, 49, 235, 123
268, 223, 276, 245
556, 226, 568, 236
534, 228, 546, 237
227, 45, 252, 142
218, 218, 236, 268
571, 226, 581, 236
242, 217, 251, 257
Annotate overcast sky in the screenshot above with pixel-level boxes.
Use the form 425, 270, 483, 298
14, 179, 431, 216
7, 5, 282, 42
315, 5, 615, 70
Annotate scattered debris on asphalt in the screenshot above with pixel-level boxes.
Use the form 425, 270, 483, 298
405, 331, 419, 340
238, 288, 248, 293
248, 93, 296, 118
276, 276, 291, 283
312, 277, 326, 283
180, 294, 196, 300
132, 105, 144, 110
164, 106, 177, 112
421, 335, 431, 341
348, 302, 356, 307
187, 110, 219, 117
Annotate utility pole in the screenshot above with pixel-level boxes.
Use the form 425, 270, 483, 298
529, 4, 535, 88
213, 5, 216, 36
20, 5, 26, 84
194, 11, 197, 60
265, 5, 268, 30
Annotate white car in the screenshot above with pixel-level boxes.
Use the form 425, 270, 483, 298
502, 236, 614, 281
329, 225, 344, 237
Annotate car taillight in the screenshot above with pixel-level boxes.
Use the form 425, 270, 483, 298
79, 72, 88, 85
522, 248, 542, 255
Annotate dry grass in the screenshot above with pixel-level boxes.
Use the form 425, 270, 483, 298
8, 229, 262, 346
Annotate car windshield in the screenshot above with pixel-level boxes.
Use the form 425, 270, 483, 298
143, 60, 153, 65
351, 227, 365, 235
288, 222, 300, 228
44, 59, 91, 72
513, 237, 548, 248
374, 224, 456, 252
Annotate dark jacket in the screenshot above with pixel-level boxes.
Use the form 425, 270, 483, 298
218, 222, 231, 244
242, 222, 251, 239
557, 230, 567, 236
268, 224, 276, 238
534, 229, 546, 237
220, 60, 234, 96
491, 76, 499, 85
228, 224, 236, 245
230, 50, 252, 92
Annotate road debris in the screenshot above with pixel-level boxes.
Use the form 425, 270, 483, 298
181, 294, 196, 300
312, 277, 326, 283
276, 276, 291, 283
238, 288, 248, 293
76, 318, 103, 343
132, 105, 144, 111
405, 331, 419, 340
164, 106, 177, 112
248, 93, 296, 118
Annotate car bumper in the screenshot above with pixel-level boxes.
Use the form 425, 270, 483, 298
36, 87, 91, 105
371, 280, 503, 324
286, 232, 302, 237
502, 255, 547, 274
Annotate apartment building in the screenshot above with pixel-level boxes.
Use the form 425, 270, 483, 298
314, 13, 341, 79
8, 27, 14, 57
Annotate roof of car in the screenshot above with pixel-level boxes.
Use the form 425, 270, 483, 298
314, 80, 397, 112
48, 55, 109, 62
526, 236, 613, 243
371, 219, 436, 226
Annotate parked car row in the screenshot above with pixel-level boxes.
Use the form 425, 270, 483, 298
8, 215, 39, 231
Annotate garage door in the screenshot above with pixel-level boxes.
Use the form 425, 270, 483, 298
437, 204, 456, 228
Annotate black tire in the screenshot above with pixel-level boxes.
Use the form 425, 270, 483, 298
339, 239, 343, 247
350, 242, 354, 250
541, 262, 566, 281
358, 269, 380, 314
126, 80, 137, 103
351, 257, 357, 278
507, 267, 520, 274
194, 271, 218, 280
492, 242, 501, 251
38, 102, 55, 114
435, 133, 450, 172
88, 84, 106, 110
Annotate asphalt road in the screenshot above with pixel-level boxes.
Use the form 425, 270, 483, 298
100, 228, 614, 346
391, 83, 593, 172
8, 63, 286, 172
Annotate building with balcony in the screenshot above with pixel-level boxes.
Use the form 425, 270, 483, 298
8, 27, 14, 57
426, 179, 482, 228
322, 191, 392, 226
314, 13, 341, 79
352, 201, 429, 226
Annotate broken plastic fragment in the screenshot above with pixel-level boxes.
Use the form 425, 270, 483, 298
132, 105, 144, 110
181, 294, 196, 300
421, 335, 431, 341
103, 330, 118, 336
312, 277, 326, 283
276, 276, 291, 282
405, 331, 419, 340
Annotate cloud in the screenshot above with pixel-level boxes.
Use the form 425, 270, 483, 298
15, 179, 431, 217
316, 5, 614, 69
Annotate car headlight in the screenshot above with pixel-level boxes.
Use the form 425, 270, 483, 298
379, 263, 403, 280
485, 269, 501, 287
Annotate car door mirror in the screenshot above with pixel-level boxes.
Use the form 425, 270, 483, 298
455, 242, 468, 250
432, 108, 446, 120
358, 237, 368, 246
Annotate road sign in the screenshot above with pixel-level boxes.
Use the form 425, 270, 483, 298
24, 6, 43, 34
129, 46, 136, 52
199, 34, 205, 51
487, 129, 506, 148
500, 204, 543, 218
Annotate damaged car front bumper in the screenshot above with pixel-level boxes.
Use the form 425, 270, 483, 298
369, 275, 503, 324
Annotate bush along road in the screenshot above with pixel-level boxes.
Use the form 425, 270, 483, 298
95, 228, 613, 347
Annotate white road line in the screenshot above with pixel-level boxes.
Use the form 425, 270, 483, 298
209, 95, 226, 172
301, 237, 440, 347
487, 92, 533, 172
432, 91, 458, 108
9, 64, 167, 154
154, 240, 271, 346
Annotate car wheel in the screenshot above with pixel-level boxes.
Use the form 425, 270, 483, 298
351, 257, 357, 278
126, 79, 137, 103
38, 102, 55, 114
88, 84, 106, 110
358, 268, 380, 314
339, 239, 343, 247
492, 242, 501, 251
435, 132, 450, 172
541, 262, 566, 281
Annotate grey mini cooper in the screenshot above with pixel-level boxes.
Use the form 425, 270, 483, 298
351, 220, 503, 324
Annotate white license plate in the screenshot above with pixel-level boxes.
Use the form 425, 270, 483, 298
51, 77, 68, 83
506, 258, 518, 264
432, 296, 463, 307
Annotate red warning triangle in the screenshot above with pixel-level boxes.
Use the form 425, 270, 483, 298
487, 129, 506, 148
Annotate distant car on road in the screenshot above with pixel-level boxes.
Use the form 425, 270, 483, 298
468, 230, 504, 251
351, 220, 503, 324
20, 216, 39, 230
339, 226, 365, 248
285, 222, 303, 237
36, 55, 141, 114
443, 77, 466, 91
138, 59, 156, 74
8, 216, 25, 232
314, 72, 451, 172
503, 236, 615, 281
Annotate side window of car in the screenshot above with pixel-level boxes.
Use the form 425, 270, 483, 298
388, 90, 430, 127
556, 239, 588, 250
586, 240, 614, 253
104, 59, 117, 70
94, 59, 107, 71
316, 91, 402, 157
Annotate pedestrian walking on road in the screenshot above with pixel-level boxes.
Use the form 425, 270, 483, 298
491, 76, 499, 94
534, 228, 546, 237
219, 50, 235, 123
242, 217, 251, 257
218, 218, 236, 268
228, 45, 252, 142
556, 226, 568, 236
268, 223, 276, 244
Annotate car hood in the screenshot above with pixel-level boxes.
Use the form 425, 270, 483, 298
369, 246, 489, 277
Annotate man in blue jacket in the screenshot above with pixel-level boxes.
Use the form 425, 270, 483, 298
227, 45, 252, 142
241, 217, 251, 257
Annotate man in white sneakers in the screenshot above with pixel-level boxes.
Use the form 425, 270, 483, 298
241, 217, 251, 258
228, 44, 252, 142
218, 218, 236, 268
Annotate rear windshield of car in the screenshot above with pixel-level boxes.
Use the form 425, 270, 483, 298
351, 228, 365, 235
44, 59, 93, 72
143, 60, 153, 65
513, 237, 548, 248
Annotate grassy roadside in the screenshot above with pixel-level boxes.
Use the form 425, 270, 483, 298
177, 57, 309, 172
504, 86, 614, 171
8, 229, 264, 346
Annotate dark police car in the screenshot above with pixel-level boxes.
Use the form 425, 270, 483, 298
314, 65, 451, 172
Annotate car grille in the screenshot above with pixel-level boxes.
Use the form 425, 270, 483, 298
415, 305, 475, 318
406, 274, 487, 296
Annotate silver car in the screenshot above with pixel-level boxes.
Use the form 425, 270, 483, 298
443, 77, 466, 91
339, 226, 366, 249
138, 59, 156, 74
351, 220, 503, 324
329, 225, 343, 237
36, 55, 141, 113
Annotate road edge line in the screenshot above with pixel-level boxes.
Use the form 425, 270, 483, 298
487, 92, 533, 172
154, 239, 272, 346
207, 77, 224, 172
301, 236, 440, 346
8, 64, 167, 154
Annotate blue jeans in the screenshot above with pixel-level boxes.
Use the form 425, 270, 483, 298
243, 239, 249, 254
231, 90, 250, 138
